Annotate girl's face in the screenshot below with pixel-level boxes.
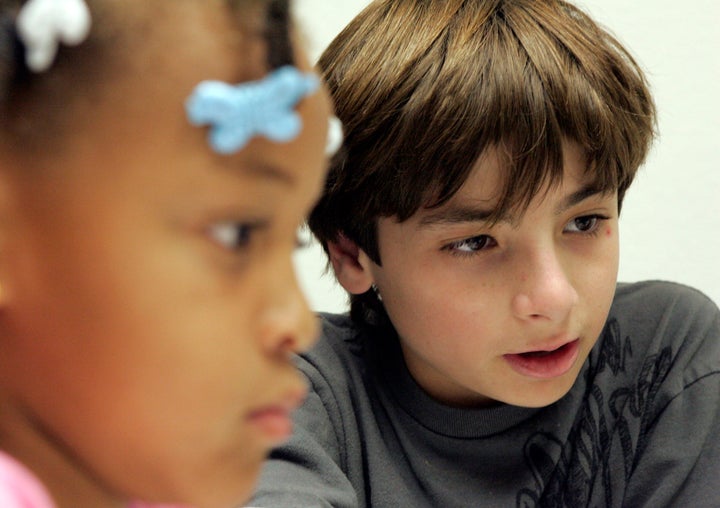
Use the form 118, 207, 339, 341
0, 2, 331, 507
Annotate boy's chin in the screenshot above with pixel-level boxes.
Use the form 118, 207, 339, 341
499, 376, 579, 409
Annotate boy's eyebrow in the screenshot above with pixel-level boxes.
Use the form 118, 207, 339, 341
418, 205, 499, 228
555, 183, 608, 215
417, 183, 609, 228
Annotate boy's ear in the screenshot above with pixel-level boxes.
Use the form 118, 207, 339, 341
327, 234, 375, 295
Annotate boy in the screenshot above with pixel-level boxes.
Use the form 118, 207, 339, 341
251, 0, 720, 506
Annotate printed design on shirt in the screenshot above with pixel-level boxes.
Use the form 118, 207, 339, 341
515, 318, 673, 508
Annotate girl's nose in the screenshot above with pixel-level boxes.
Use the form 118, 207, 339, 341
258, 265, 319, 357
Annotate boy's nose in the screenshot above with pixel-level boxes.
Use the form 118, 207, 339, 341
511, 247, 579, 323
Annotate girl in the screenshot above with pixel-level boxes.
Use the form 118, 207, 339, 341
0, 0, 332, 506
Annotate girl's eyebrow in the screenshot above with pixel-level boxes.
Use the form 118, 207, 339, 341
240, 160, 296, 187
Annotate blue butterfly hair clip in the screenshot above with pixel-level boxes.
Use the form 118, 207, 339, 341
186, 66, 320, 155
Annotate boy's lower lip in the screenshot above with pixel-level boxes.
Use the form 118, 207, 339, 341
503, 339, 580, 379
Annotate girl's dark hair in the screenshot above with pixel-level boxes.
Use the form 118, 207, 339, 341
264, 0, 294, 68
308, 0, 657, 326
0, 0, 295, 154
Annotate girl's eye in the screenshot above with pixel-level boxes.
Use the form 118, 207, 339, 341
564, 214, 609, 235
207, 221, 263, 251
445, 234, 497, 256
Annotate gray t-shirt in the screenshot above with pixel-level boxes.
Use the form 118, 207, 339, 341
251, 281, 720, 507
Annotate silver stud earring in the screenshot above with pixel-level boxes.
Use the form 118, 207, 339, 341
371, 284, 383, 302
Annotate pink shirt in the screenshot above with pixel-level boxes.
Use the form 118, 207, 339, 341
0, 451, 188, 508
0, 451, 54, 508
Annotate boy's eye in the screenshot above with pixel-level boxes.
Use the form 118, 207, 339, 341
446, 234, 496, 255
564, 214, 608, 234
207, 221, 264, 251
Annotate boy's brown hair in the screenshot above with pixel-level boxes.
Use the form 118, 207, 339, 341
308, 0, 656, 325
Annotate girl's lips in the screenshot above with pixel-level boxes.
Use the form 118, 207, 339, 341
503, 339, 580, 379
247, 406, 295, 443
247, 390, 306, 443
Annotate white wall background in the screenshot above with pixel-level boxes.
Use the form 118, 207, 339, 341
292, 0, 720, 312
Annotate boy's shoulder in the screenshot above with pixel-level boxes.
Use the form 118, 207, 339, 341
610, 280, 719, 351
309, 312, 366, 365
593, 280, 719, 395
613, 279, 718, 314
294, 313, 375, 400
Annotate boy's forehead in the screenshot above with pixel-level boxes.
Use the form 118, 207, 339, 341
414, 141, 612, 227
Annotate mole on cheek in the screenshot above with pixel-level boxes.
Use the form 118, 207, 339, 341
606, 228, 612, 237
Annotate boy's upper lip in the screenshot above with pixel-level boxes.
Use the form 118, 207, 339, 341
508, 333, 579, 355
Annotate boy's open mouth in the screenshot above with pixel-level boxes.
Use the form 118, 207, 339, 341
504, 339, 581, 379
518, 349, 559, 358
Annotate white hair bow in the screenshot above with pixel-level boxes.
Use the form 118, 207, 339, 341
16, 0, 91, 73
326, 116, 344, 157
